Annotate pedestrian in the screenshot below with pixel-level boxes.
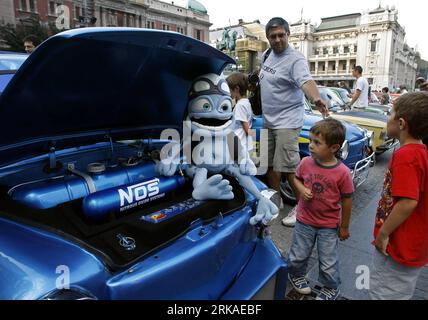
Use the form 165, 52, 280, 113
346, 66, 369, 109
399, 85, 408, 95
369, 92, 428, 300
338, 81, 351, 94
287, 118, 354, 300
419, 81, 428, 92
248, 70, 262, 116
23, 35, 40, 54
380, 87, 390, 105
369, 89, 380, 104
415, 77, 425, 91
259, 17, 328, 225
226, 72, 254, 160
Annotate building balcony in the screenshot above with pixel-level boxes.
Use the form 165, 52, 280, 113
312, 70, 351, 76
309, 52, 356, 61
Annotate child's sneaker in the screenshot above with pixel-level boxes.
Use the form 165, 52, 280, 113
282, 206, 297, 227
288, 274, 311, 295
315, 287, 340, 300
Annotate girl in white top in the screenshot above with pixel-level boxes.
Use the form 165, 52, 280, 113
226, 72, 254, 159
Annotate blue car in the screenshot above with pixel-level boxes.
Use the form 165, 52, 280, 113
0, 52, 28, 94
252, 102, 374, 203
0, 28, 288, 300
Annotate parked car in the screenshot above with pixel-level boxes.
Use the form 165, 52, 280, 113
0, 52, 28, 94
328, 87, 389, 115
317, 86, 345, 112
0, 28, 288, 300
252, 101, 374, 204
310, 90, 397, 155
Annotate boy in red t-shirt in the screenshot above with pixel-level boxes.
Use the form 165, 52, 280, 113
287, 118, 354, 300
370, 92, 428, 300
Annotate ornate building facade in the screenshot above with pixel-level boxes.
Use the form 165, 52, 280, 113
3, 0, 210, 42
290, 6, 418, 90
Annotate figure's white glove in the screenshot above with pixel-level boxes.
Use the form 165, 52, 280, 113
192, 174, 234, 201
249, 197, 279, 226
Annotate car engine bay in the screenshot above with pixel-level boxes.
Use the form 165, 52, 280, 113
0, 140, 247, 269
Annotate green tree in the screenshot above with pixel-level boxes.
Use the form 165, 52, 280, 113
0, 14, 60, 52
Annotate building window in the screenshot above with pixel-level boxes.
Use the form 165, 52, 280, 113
75, 6, 80, 17
196, 29, 202, 41
49, 1, 55, 14
146, 21, 155, 29
323, 48, 328, 55
344, 46, 349, 53
29, 0, 36, 12
333, 47, 338, 54
162, 24, 170, 31
354, 45, 358, 52
310, 62, 315, 72
370, 40, 377, 52
20, 0, 28, 11
177, 27, 185, 35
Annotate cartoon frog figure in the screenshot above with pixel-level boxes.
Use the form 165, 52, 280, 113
156, 73, 278, 225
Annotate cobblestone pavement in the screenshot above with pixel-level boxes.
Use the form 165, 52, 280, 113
269, 149, 428, 300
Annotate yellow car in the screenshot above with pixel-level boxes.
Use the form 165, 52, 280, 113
312, 106, 398, 155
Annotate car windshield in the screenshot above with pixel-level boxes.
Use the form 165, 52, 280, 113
321, 87, 344, 107
0, 54, 28, 71
310, 87, 345, 110
333, 88, 351, 103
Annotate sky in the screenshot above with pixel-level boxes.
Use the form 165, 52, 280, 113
197, 0, 428, 60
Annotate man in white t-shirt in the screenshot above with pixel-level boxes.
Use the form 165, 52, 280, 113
347, 66, 369, 109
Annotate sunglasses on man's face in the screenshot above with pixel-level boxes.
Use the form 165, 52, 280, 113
268, 33, 287, 40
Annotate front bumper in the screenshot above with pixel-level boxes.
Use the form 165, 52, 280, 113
220, 236, 288, 300
375, 139, 399, 154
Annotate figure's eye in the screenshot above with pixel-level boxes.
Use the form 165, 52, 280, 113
191, 98, 212, 113
219, 100, 232, 113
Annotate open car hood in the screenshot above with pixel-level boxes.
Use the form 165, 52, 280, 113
0, 28, 235, 166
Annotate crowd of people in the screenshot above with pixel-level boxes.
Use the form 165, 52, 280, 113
226, 17, 428, 301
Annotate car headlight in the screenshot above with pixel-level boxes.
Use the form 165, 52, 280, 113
40, 289, 97, 300
339, 140, 350, 161
365, 130, 374, 147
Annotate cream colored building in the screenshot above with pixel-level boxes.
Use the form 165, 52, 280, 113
290, 6, 418, 90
